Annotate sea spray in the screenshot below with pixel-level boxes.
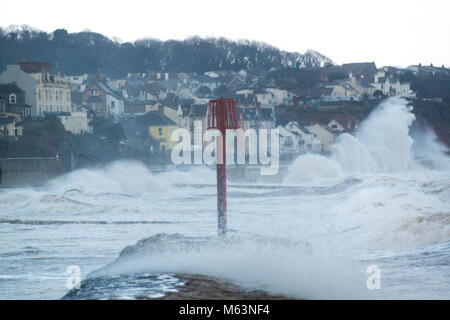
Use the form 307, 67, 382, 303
86, 233, 373, 299
285, 97, 449, 182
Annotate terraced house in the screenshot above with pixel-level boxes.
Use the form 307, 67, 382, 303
0, 61, 71, 117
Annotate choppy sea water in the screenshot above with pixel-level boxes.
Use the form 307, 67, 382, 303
0, 98, 449, 299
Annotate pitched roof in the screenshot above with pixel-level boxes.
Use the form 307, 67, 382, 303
285, 120, 312, 134
341, 62, 377, 75
354, 78, 375, 89
94, 81, 123, 100
138, 111, 177, 126
0, 83, 24, 94
275, 109, 360, 129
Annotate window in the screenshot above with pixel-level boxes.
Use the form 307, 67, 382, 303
90, 90, 99, 96
111, 101, 115, 109
9, 93, 16, 104
285, 136, 293, 146
158, 127, 163, 136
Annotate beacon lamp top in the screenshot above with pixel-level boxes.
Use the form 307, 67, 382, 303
207, 98, 239, 131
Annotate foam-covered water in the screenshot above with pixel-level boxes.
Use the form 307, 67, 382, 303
0, 98, 449, 299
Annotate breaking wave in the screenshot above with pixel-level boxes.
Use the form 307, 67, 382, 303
0, 161, 216, 215
47, 161, 216, 197
285, 97, 450, 183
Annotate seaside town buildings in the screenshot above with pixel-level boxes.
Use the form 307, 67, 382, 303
0, 59, 425, 156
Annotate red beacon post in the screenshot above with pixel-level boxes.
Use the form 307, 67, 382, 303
207, 98, 239, 236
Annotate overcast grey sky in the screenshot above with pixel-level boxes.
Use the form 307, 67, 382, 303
2, 0, 450, 68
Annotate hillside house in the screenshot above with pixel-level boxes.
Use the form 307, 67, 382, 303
83, 81, 124, 120
371, 70, 414, 97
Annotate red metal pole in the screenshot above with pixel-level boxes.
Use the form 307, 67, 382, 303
217, 126, 227, 235
216, 100, 227, 235
209, 98, 237, 236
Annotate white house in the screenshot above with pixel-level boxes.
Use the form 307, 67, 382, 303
371, 70, 414, 97
284, 121, 319, 150
277, 121, 321, 154
277, 125, 302, 155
